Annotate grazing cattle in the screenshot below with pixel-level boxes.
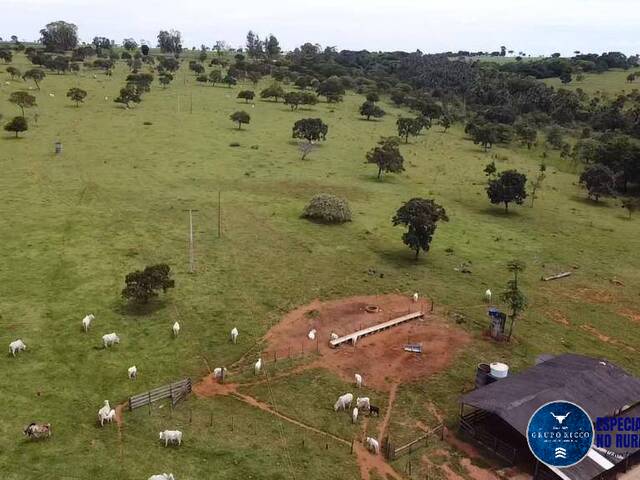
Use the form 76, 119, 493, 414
159, 430, 182, 446
49, 93, 55, 97
9, 339, 26, 357
412, 292, 419, 302
213, 367, 227, 379
366, 437, 380, 454
97, 400, 112, 426
308, 329, 316, 340
369, 405, 380, 417
352, 407, 358, 423
102, 333, 120, 348
230, 327, 238, 344
82, 314, 95, 332
172, 321, 180, 337
354, 373, 363, 388
254, 358, 262, 375
24, 423, 51, 440
356, 397, 370, 411
485, 289, 492, 302
333, 393, 354, 412
102, 409, 116, 425
148, 474, 175, 480
128, 365, 137, 380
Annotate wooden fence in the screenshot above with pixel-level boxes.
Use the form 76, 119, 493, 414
383, 424, 444, 460
128, 378, 192, 411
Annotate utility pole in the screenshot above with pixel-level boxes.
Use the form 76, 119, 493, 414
217, 191, 222, 238
183, 209, 199, 273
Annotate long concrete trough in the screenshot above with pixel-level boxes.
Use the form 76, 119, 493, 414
329, 311, 424, 348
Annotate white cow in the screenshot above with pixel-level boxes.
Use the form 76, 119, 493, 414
254, 358, 262, 375
103, 409, 116, 425
356, 397, 370, 411
352, 407, 359, 423
213, 367, 227, 379
334, 393, 354, 412
159, 430, 182, 446
82, 314, 95, 332
485, 289, 492, 302
9, 339, 26, 357
128, 365, 137, 380
412, 292, 419, 302
148, 474, 175, 480
49, 93, 55, 97
355, 373, 363, 388
102, 333, 120, 348
172, 321, 180, 337
308, 329, 317, 340
366, 437, 380, 454
330, 332, 339, 341
97, 400, 111, 426
230, 327, 238, 344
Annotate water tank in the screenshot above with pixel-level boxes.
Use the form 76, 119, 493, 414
475, 363, 491, 388
490, 362, 509, 378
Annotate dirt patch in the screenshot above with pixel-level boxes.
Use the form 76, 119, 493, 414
460, 458, 501, 480
619, 309, 640, 324
264, 294, 472, 391
192, 375, 239, 398
561, 286, 616, 305
544, 309, 570, 326
580, 325, 636, 352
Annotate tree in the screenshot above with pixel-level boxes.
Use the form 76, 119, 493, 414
159, 72, 173, 88
141, 44, 150, 56
9, 91, 37, 116
237, 90, 255, 103
621, 197, 640, 218
359, 101, 385, 120
230, 111, 250, 130
0, 50, 13, 63
439, 115, 452, 132
157, 30, 182, 54
190, 63, 205, 75
483, 161, 497, 177
292, 118, 328, 144
366, 92, 380, 103
114, 84, 142, 108
92, 37, 112, 50
366, 137, 405, 179
302, 194, 351, 223
579, 164, 616, 201
198, 49, 207, 63
469, 122, 499, 151
501, 260, 527, 341
260, 83, 285, 102
265, 34, 281, 59
486, 170, 528, 212
66, 87, 87, 106
126, 73, 154, 92
246, 30, 264, 58
6, 66, 21, 79
529, 163, 547, 207
222, 74, 237, 88
208, 69, 223, 86
317, 76, 345, 102
39, 21, 78, 51
284, 92, 302, 110
559, 71, 572, 84
22, 68, 45, 90
4, 116, 28, 137
392, 198, 449, 259
514, 121, 537, 149
121, 264, 175, 304
123, 38, 138, 51
396, 117, 422, 143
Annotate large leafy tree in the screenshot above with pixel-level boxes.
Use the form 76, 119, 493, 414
4, 116, 28, 137
246, 30, 264, 58
514, 121, 537, 149
237, 90, 255, 103
0, 50, 13, 63
486, 169, 528, 212
22, 68, 45, 90
359, 101, 385, 120
114, 85, 142, 108
316, 76, 345, 103
121, 264, 175, 304
265, 34, 281, 58
396, 117, 423, 143
230, 111, 250, 130
292, 118, 328, 144
392, 198, 449, 259
579, 164, 616, 201
9, 91, 37, 116
123, 38, 138, 51
66, 87, 87, 106
39, 21, 78, 51
157, 30, 182, 54
260, 83, 285, 102
159, 72, 173, 88
366, 137, 404, 179
6, 66, 21, 79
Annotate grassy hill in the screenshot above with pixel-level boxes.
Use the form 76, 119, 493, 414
1, 54, 640, 479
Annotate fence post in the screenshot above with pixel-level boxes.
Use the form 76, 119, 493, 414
231, 416, 234, 432
189, 409, 192, 424
210, 412, 213, 427
350, 438, 354, 454
128, 397, 132, 412
148, 391, 151, 416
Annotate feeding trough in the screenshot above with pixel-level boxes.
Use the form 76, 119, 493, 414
404, 344, 422, 353
365, 305, 380, 313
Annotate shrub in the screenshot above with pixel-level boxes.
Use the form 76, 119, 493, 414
302, 193, 352, 224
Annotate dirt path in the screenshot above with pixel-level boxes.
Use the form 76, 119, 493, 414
378, 382, 399, 442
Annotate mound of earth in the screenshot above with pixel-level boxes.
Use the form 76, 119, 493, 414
264, 294, 471, 391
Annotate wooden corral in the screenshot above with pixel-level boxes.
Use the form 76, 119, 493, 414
128, 377, 192, 411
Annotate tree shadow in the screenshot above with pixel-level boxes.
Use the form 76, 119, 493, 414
477, 206, 524, 217
375, 247, 430, 267
113, 298, 168, 317
569, 194, 613, 208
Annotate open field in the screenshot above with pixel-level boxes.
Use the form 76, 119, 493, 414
2, 53, 640, 479
544, 68, 640, 95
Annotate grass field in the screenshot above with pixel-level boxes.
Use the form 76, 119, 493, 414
2, 54, 640, 479
544, 68, 640, 95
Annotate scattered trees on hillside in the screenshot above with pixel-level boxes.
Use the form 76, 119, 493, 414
292, 118, 328, 144
366, 137, 405, 179
121, 264, 175, 305
39, 21, 78, 51
392, 198, 449, 259
9, 91, 37, 117
579, 164, 616, 201
22, 68, 45, 90
237, 90, 255, 103
66, 87, 87, 106
4, 116, 28, 137
359, 101, 385, 120
230, 111, 251, 130
486, 170, 528, 212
